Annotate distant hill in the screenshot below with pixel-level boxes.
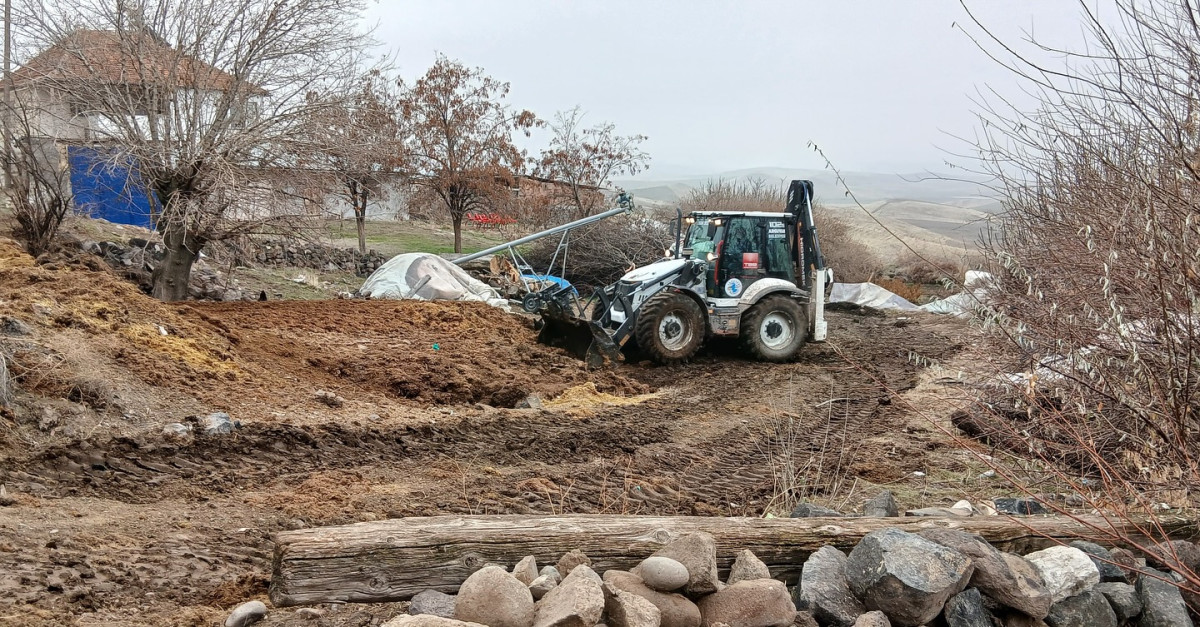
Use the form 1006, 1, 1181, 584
614, 166, 1000, 260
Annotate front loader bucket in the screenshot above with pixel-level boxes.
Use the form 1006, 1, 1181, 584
537, 315, 623, 369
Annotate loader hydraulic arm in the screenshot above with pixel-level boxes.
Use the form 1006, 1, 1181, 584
785, 179, 826, 291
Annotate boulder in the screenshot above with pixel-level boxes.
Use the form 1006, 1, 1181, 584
845, 528, 974, 627
534, 565, 604, 627
793, 611, 819, 627
455, 565, 536, 627
852, 612, 890, 627
1023, 547, 1100, 604
645, 533, 720, 597
1092, 582, 1141, 623
1067, 542, 1125, 583
514, 556, 539, 585
541, 566, 563, 583
863, 491, 899, 518
1108, 548, 1143, 583
385, 618, 490, 627
726, 550, 771, 585
919, 528, 1051, 619
634, 556, 690, 592
696, 579, 796, 627
603, 570, 701, 627
1144, 540, 1200, 573
992, 498, 1049, 515
557, 550, 593, 578
790, 503, 843, 517
411, 590, 458, 618
530, 575, 558, 600
1044, 590, 1117, 627
1134, 568, 1194, 627
604, 583, 661, 627
943, 588, 999, 627
225, 601, 268, 627
795, 546, 866, 627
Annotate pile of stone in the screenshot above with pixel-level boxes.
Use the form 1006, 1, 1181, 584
376, 529, 1197, 627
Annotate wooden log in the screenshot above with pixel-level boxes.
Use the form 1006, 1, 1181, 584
270, 513, 1196, 607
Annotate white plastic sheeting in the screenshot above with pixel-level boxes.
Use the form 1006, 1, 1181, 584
828, 282, 920, 311
358, 253, 509, 308
920, 271, 994, 317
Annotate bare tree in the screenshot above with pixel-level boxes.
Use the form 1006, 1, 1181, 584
301, 69, 404, 253
953, 0, 1200, 594
0, 90, 72, 257
535, 106, 649, 219
400, 55, 539, 254
10, 0, 370, 300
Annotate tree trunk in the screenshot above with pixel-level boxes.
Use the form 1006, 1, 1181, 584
355, 206, 367, 255
453, 213, 463, 253
151, 226, 201, 302
269, 513, 1196, 607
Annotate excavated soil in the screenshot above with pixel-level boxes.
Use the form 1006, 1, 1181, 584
0, 239, 976, 626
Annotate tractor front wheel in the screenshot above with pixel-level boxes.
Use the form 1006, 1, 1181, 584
741, 295, 809, 362
635, 291, 705, 365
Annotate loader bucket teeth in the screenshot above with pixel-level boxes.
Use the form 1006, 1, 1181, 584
537, 315, 623, 368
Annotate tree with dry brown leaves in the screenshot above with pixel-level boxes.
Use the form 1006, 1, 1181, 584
535, 106, 649, 220
399, 56, 539, 254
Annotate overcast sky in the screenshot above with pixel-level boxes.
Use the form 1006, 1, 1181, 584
364, 1, 1093, 177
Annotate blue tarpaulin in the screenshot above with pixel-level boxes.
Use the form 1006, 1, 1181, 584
67, 146, 158, 229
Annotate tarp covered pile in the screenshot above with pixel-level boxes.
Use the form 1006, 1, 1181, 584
358, 253, 510, 309
828, 271, 994, 316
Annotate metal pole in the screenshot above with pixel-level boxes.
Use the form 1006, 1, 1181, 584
452, 203, 633, 266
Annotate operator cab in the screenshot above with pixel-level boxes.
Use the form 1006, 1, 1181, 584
681, 212, 799, 299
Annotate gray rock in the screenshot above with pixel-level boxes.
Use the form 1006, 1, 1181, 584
540, 566, 563, 583
530, 575, 558, 600
992, 498, 1049, 515
790, 502, 843, 517
518, 394, 544, 410
1, 315, 32, 335
696, 579, 796, 627
634, 556, 690, 592
385, 617, 490, 627
1135, 568, 1194, 627
203, 412, 234, 436
1024, 547, 1100, 604
645, 533, 720, 597
727, 549, 771, 585
603, 570, 701, 627
557, 550, 593, 578
845, 528, 974, 627
534, 565, 604, 627
919, 528, 1051, 619
793, 611, 819, 627
411, 590, 458, 619
1145, 540, 1200, 573
1045, 590, 1117, 627
296, 608, 324, 621
1068, 541, 1125, 583
852, 612, 890, 627
944, 588, 999, 627
0, 485, 12, 507
162, 422, 192, 439
604, 583, 661, 627
1108, 548, 1142, 584
1093, 582, 1142, 623
513, 556, 539, 586
455, 565, 536, 627
795, 546, 866, 627
225, 600, 268, 627
863, 491, 899, 517
998, 612, 1049, 627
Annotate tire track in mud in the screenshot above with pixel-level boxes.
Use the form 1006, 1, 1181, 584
1, 311, 960, 516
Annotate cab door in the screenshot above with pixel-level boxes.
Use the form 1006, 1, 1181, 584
715, 217, 796, 298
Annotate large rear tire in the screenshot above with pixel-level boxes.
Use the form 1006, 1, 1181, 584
741, 295, 809, 362
635, 291, 705, 365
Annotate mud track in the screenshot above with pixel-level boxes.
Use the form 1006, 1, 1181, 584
0, 305, 966, 626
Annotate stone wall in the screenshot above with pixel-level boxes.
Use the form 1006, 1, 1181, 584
251, 240, 387, 277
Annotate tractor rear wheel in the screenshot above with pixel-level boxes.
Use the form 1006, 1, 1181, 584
635, 291, 705, 365
741, 295, 809, 362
